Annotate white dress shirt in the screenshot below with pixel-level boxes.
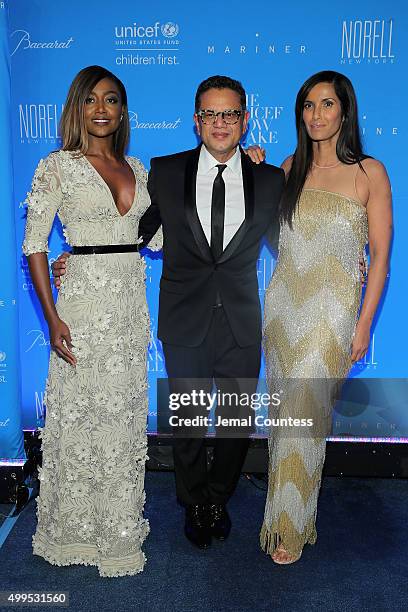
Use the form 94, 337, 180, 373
196, 146, 245, 250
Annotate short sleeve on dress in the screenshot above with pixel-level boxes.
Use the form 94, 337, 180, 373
22, 153, 63, 256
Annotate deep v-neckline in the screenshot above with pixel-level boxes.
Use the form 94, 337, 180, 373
84, 155, 137, 218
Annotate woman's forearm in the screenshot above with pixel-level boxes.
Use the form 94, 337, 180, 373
27, 253, 59, 325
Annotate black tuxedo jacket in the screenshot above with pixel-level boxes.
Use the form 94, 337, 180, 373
139, 145, 285, 348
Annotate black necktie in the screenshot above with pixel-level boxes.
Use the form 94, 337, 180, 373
211, 164, 227, 260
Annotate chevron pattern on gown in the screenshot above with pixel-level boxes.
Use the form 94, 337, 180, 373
260, 189, 368, 558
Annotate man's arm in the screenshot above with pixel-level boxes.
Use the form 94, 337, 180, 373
139, 159, 162, 249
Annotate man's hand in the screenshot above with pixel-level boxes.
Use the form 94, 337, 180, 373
52, 251, 70, 289
244, 146, 266, 165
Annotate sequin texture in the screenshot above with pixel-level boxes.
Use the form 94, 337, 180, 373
261, 189, 368, 558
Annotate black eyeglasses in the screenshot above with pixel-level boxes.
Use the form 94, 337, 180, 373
197, 109, 243, 125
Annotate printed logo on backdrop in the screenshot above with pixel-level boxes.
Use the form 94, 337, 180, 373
341, 19, 395, 64
129, 110, 181, 131
246, 94, 284, 146
19, 104, 181, 138
25, 330, 50, 353
18, 103, 63, 145
10, 30, 74, 56
34, 391, 46, 424
0, 351, 7, 384
361, 113, 398, 139
0, 298, 16, 307
148, 328, 165, 374
20, 244, 56, 292
114, 21, 181, 67
207, 32, 306, 57
20, 255, 36, 292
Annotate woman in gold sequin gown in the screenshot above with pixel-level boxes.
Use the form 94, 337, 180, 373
260, 71, 392, 564
23, 67, 161, 577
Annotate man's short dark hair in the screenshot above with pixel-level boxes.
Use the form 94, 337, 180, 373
195, 75, 247, 112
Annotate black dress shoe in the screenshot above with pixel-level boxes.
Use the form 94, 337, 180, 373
209, 504, 231, 540
184, 504, 211, 549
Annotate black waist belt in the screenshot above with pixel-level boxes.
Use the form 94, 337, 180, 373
71, 244, 139, 255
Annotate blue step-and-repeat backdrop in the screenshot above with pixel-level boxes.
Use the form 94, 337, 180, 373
1, 0, 407, 455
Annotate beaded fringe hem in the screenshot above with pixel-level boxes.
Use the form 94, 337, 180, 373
260, 517, 317, 559
33, 532, 146, 578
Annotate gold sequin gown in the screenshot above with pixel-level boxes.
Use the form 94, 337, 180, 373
23, 151, 162, 577
260, 188, 368, 558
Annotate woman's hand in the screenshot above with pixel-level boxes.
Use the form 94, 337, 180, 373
244, 145, 266, 165
351, 319, 371, 363
49, 318, 76, 366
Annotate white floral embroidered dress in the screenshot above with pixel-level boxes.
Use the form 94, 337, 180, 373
23, 150, 160, 577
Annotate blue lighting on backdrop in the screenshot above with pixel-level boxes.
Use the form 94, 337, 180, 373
1, 1, 407, 458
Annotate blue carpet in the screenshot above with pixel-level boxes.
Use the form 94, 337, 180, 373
0, 504, 14, 529
0, 472, 407, 612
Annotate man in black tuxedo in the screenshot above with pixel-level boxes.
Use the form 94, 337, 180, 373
139, 75, 285, 548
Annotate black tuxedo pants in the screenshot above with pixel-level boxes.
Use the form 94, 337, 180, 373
162, 306, 261, 506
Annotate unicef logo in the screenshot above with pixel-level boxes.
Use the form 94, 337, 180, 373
0, 351, 6, 362
161, 22, 179, 38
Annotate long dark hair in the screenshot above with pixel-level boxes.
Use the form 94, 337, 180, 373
60, 65, 130, 159
281, 70, 368, 226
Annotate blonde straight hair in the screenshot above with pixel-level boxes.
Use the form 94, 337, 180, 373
60, 65, 130, 159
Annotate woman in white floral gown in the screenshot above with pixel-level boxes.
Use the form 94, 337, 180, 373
23, 66, 160, 577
